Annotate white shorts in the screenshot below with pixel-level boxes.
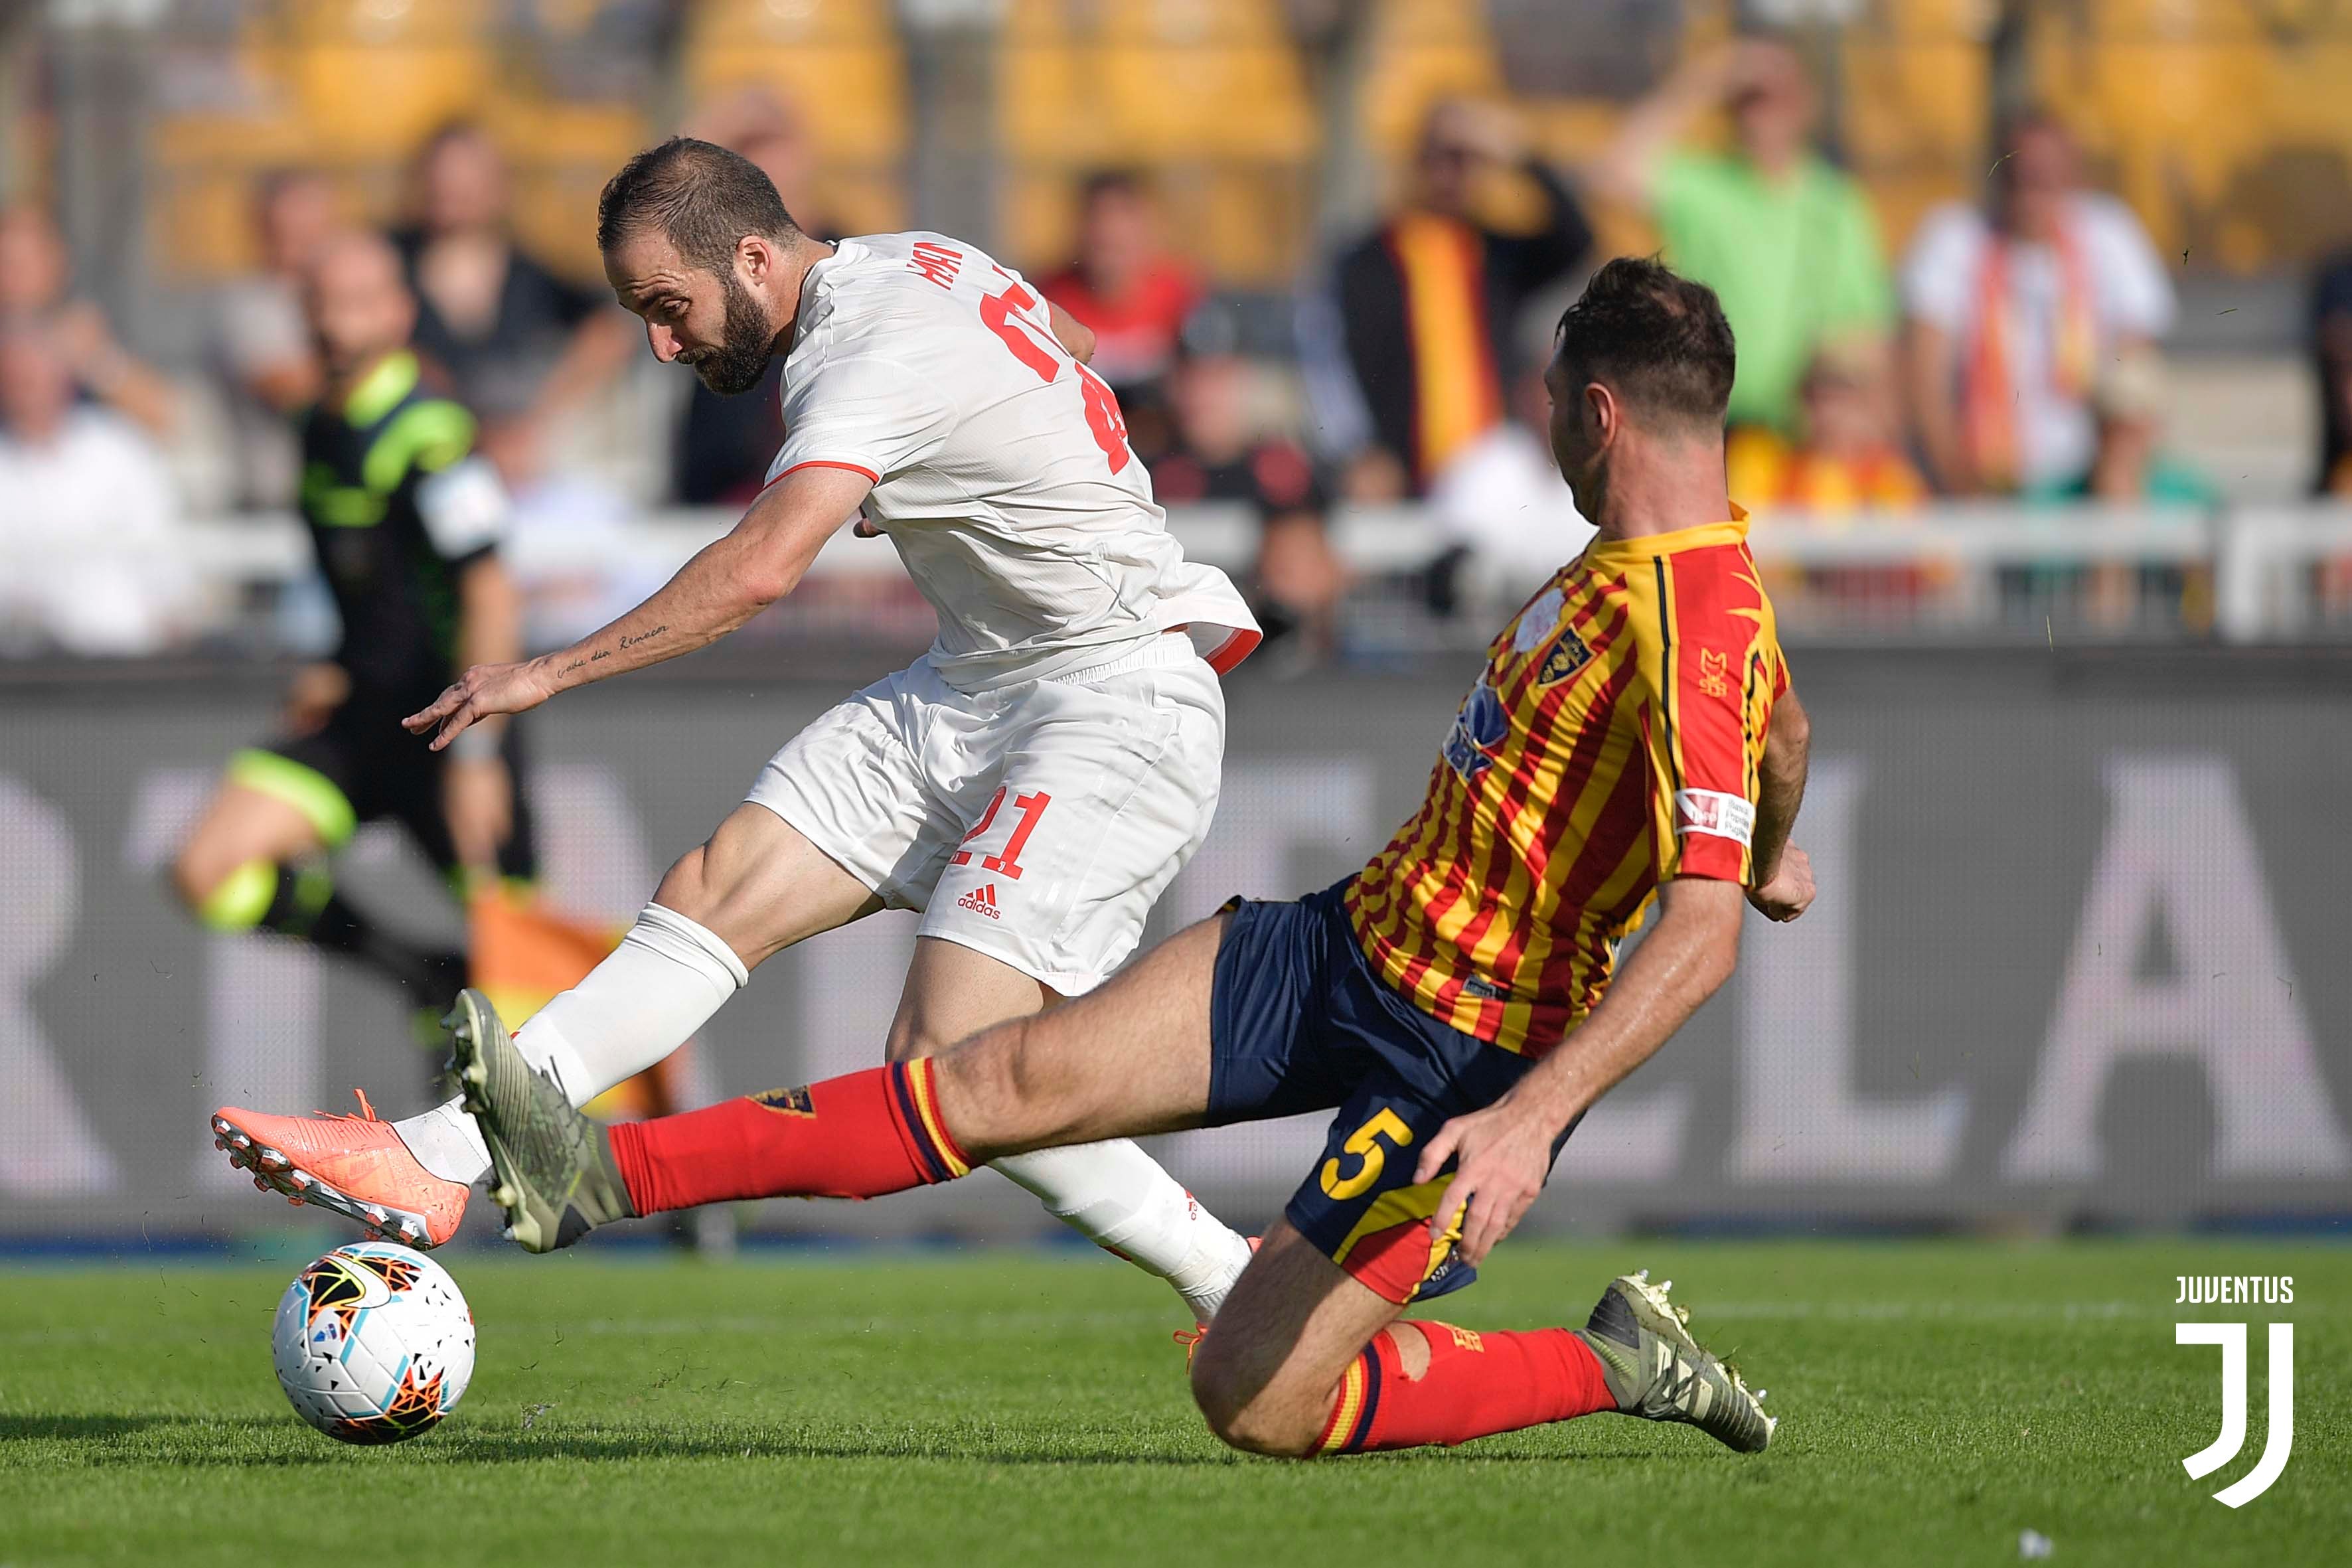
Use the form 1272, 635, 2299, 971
745, 634, 1225, 994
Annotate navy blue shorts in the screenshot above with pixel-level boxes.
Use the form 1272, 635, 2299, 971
1207, 878, 1575, 1304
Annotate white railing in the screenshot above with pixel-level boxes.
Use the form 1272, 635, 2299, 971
78, 499, 2352, 644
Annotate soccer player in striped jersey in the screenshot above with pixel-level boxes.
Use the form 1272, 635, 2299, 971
449, 257, 1818, 1461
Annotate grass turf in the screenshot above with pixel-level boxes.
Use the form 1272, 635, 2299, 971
2, 1239, 2345, 1566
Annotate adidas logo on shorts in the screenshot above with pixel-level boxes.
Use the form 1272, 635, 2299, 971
956, 884, 1003, 920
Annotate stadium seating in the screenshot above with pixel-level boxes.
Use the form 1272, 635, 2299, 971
678, 0, 910, 238
145, 1, 647, 282
1838, 1, 1988, 254
2025, 0, 2352, 272
998, 0, 1317, 283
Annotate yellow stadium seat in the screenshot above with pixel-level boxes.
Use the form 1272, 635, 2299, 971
996, 0, 1316, 282
1000, 0, 1314, 165
1355, 0, 1504, 160
2027, 7, 2352, 271
277, 0, 496, 157
680, 0, 907, 164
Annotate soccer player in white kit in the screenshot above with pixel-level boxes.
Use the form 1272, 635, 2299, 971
210, 137, 1263, 1321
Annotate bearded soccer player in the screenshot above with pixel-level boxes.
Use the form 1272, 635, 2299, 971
210, 137, 1264, 1322
447, 257, 1818, 1459
173, 232, 530, 1029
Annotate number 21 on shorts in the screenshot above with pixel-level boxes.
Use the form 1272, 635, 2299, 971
951, 787, 1053, 880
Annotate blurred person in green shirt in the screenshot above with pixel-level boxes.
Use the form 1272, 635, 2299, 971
1589, 35, 1892, 436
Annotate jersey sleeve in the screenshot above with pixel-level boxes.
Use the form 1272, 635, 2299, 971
768, 349, 957, 487
1636, 555, 1771, 884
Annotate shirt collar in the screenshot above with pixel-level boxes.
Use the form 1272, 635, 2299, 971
1583, 506, 1749, 563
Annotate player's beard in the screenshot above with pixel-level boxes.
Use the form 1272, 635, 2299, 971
687, 270, 779, 396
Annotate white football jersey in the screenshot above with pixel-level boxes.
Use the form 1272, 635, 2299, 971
765, 232, 1259, 691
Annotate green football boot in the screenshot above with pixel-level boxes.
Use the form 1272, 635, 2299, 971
1573, 1269, 1776, 1452
446, 988, 636, 1253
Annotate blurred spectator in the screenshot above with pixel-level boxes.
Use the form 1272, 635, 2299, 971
1590, 36, 1893, 437
1038, 171, 1203, 463
0, 314, 193, 656
2312, 248, 2352, 495
1901, 112, 2175, 497
0, 204, 181, 441
1150, 309, 1346, 659
1726, 341, 1925, 512
390, 122, 633, 487
2028, 346, 2215, 506
1309, 99, 1593, 499
1423, 364, 1595, 620
210, 170, 335, 509
670, 88, 840, 506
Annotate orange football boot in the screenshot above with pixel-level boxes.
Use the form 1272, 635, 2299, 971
211, 1089, 469, 1248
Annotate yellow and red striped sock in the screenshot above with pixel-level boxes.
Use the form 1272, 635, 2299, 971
607, 1059, 972, 1214
1315, 1320, 1614, 1454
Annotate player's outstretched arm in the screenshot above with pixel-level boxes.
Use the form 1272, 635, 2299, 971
1415, 876, 1747, 1265
404, 464, 874, 749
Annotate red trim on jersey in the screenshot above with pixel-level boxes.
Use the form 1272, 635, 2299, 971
1202, 627, 1263, 676
762, 459, 882, 493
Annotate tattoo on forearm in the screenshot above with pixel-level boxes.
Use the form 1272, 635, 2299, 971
560, 624, 670, 682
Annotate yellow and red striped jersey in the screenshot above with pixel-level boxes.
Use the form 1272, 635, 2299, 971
1346, 513, 1787, 1056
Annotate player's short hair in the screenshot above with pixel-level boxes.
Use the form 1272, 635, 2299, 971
597, 137, 803, 275
1554, 256, 1736, 430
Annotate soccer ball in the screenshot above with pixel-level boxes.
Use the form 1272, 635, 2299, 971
272, 1242, 475, 1444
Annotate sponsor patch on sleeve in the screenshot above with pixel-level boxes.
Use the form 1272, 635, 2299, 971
1674, 788, 1756, 846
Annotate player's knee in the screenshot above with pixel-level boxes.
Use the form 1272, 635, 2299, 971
1188, 1351, 1319, 1460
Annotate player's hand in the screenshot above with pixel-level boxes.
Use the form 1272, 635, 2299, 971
404, 661, 556, 751
443, 755, 513, 875
1415, 1093, 1561, 1268
1747, 843, 1814, 923
281, 661, 349, 737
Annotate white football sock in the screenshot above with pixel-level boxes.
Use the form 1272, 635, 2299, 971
394, 902, 748, 1185
991, 1142, 1258, 1322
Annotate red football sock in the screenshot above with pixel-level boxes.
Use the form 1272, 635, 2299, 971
1315, 1320, 1616, 1454
606, 1059, 973, 1215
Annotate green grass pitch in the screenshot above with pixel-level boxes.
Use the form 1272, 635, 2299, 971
3, 1239, 2345, 1566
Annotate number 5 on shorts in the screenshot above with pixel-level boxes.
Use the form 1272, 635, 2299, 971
1320, 1108, 1413, 1201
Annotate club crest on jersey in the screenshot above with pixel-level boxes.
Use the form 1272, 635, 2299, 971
1536, 629, 1593, 685
751, 1085, 816, 1117
1442, 681, 1509, 781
